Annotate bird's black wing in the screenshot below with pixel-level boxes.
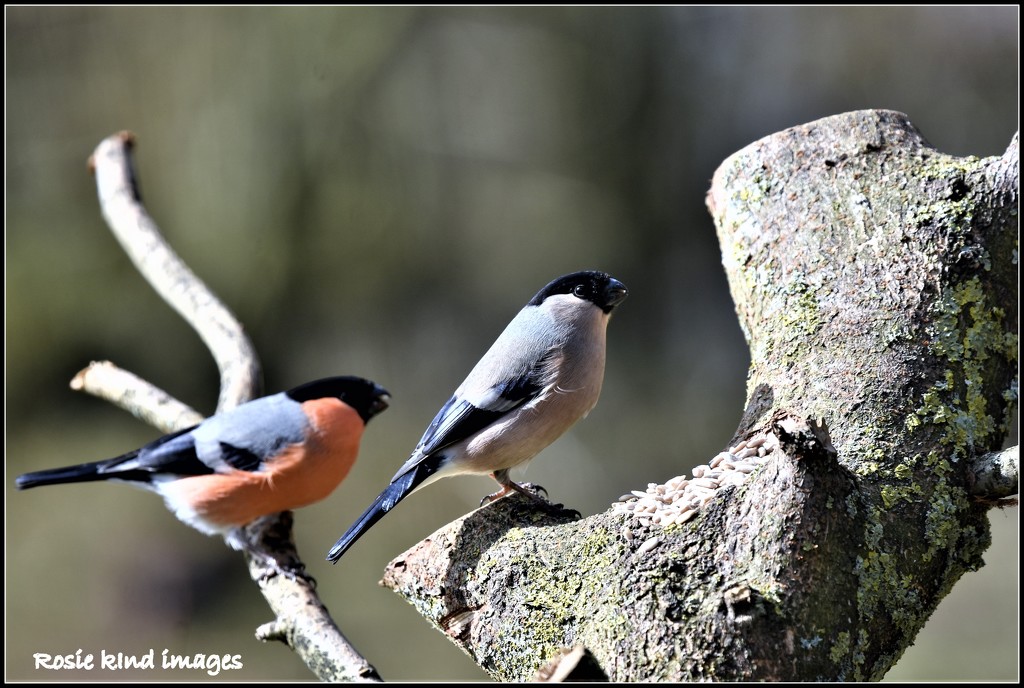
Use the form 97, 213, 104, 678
415, 351, 555, 458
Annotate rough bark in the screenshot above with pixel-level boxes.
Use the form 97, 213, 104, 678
381, 110, 1019, 681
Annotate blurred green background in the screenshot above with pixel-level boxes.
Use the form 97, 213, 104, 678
6, 6, 1018, 682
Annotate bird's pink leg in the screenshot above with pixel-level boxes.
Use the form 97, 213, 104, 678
480, 469, 548, 506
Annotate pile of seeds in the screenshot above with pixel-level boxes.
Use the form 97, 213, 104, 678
611, 432, 779, 528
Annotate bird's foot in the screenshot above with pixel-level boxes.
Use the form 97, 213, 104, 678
481, 480, 549, 506
480, 482, 582, 520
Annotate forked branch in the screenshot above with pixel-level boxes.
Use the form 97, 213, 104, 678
83, 131, 380, 683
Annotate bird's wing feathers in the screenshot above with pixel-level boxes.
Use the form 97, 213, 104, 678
104, 427, 275, 479
419, 356, 552, 456
112, 393, 309, 478
188, 393, 310, 473
415, 395, 506, 458
79, 427, 216, 481
96, 426, 215, 479
391, 349, 557, 482
211, 442, 264, 472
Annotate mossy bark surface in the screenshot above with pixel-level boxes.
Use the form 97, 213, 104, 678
381, 111, 1018, 681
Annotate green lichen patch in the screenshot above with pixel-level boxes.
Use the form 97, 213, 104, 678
854, 545, 928, 636
829, 627, 871, 681
906, 277, 1017, 456
780, 277, 824, 338
921, 477, 972, 563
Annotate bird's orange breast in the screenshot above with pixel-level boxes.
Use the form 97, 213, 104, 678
161, 398, 365, 529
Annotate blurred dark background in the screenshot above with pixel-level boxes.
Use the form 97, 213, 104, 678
6, 6, 1017, 681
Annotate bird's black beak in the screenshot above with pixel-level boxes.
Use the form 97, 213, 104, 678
604, 278, 628, 312
370, 390, 391, 420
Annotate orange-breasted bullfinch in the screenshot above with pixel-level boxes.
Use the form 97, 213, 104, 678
17, 376, 390, 550
326, 270, 627, 563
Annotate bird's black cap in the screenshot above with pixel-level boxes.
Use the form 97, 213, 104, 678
528, 270, 628, 314
286, 376, 390, 424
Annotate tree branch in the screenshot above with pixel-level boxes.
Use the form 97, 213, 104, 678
71, 360, 203, 433
88, 130, 261, 412
967, 445, 1018, 500
84, 132, 381, 682
380, 110, 1019, 681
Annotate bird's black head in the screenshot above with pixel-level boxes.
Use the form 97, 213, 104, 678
286, 376, 390, 424
528, 270, 629, 314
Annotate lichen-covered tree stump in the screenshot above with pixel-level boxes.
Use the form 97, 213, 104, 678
381, 110, 1018, 682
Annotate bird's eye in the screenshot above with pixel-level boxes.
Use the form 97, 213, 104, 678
572, 284, 587, 298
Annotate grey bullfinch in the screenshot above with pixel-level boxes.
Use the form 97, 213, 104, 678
17, 376, 390, 550
326, 270, 627, 563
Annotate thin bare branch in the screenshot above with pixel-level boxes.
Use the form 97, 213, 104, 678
71, 360, 203, 433
245, 514, 383, 682
85, 132, 381, 682
88, 130, 261, 411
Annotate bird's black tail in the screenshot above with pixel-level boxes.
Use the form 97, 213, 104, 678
15, 455, 137, 490
326, 461, 438, 563
16, 427, 201, 491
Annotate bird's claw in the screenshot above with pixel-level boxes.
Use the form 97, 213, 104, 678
479, 482, 582, 520
513, 483, 581, 518
528, 483, 549, 499
480, 480, 548, 506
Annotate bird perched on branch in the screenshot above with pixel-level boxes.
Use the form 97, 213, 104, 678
326, 270, 628, 564
17, 376, 390, 551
